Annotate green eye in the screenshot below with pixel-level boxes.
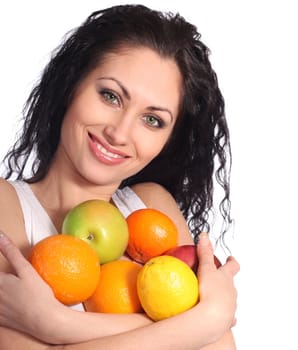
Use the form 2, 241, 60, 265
144, 115, 163, 128
101, 90, 119, 105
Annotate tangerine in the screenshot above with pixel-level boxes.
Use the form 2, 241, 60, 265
29, 234, 100, 305
126, 208, 178, 263
137, 255, 199, 321
84, 260, 143, 314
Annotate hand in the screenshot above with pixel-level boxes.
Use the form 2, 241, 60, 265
195, 233, 239, 343
0, 232, 65, 342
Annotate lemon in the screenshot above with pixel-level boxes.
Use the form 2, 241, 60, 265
137, 255, 199, 321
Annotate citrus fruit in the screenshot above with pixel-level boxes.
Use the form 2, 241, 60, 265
29, 234, 100, 305
84, 260, 143, 313
126, 208, 178, 263
137, 255, 199, 321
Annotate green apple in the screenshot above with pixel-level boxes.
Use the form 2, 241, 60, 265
62, 200, 129, 264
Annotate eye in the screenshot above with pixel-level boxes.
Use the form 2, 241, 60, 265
143, 115, 165, 128
100, 90, 120, 106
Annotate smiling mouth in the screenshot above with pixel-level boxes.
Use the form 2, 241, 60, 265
88, 133, 129, 160
95, 142, 125, 159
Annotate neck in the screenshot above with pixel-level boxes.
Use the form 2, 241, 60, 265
29, 161, 121, 231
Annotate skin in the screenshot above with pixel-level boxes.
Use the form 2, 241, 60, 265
0, 46, 239, 349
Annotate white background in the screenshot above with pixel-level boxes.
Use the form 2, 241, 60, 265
0, 1, 297, 349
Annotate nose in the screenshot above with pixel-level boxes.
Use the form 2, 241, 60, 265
103, 115, 133, 146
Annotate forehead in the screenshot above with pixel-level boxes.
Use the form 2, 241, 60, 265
99, 46, 182, 84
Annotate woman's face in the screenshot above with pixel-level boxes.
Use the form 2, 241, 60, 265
56, 46, 182, 187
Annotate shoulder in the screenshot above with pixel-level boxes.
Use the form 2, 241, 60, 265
0, 178, 23, 211
0, 178, 22, 210
131, 182, 193, 244
0, 177, 16, 195
0, 178, 28, 266
130, 182, 175, 209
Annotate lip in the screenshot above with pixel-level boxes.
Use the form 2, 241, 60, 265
88, 132, 130, 165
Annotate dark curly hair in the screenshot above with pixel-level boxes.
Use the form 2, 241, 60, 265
2, 4, 233, 245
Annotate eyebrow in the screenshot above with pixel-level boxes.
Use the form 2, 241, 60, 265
98, 77, 131, 100
98, 76, 174, 121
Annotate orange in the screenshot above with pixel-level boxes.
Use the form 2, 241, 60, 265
29, 234, 100, 305
84, 260, 143, 313
126, 208, 178, 263
137, 255, 199, 321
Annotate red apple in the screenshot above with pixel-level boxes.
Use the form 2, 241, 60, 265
164, 244, 221, 272
62, 200, 129, 264
164, 245, 198, 272
214, 255, 221, 268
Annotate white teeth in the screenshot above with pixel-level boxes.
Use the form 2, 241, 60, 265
95, 142, 124, 159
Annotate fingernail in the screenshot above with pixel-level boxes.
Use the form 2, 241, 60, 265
199, 232, 209, 246
0, 231, 5, 239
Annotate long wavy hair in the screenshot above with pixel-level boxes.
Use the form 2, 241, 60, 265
3, 4, 233, 245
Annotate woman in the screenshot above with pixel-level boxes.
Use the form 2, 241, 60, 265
0, 4, 239, 349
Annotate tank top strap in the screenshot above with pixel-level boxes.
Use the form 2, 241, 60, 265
9, 181, 58, 245
112, 186, 147, 218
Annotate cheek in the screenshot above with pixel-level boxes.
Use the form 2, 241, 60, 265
60, 112, 85, 158
60, 115, 76, 145
135, 133, 170, 162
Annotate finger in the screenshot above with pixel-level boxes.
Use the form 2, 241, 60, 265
0, 231, 34, 278
222, 256, 240, 277
196, 232, 215, 271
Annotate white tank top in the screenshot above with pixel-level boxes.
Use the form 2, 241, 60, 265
9, 180, 146, 311
9, 181, 146, 246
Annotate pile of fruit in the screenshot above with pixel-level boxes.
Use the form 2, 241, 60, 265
29, 200, 207, 321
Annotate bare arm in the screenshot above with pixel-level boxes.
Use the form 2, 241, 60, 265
0, 180, 239, 349
0, 323, 236, 350
0, 230, 239, 350
0, 179, 152, 345
0, 327, 51, 350
0, 230, 152, 344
